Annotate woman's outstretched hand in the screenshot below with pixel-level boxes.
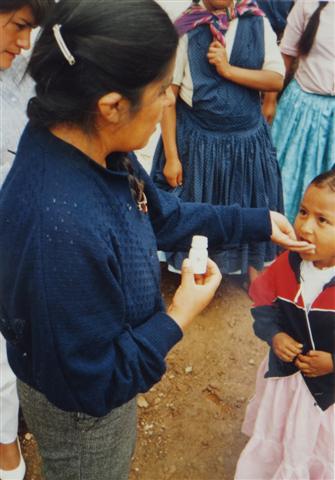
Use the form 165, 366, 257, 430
270, 211, 316, 253
167, 258, 222, 331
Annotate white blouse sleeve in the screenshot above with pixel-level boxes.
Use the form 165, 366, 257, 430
262, 17, 285, 76
172, 34, 188, 86
280, 0, 306, 57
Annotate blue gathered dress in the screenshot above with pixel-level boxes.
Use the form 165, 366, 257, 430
151, 17, 283, 274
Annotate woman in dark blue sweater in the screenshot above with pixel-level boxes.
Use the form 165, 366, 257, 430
0, 0, 314, 478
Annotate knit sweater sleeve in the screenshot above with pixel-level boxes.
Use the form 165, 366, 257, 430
37, 210, 182, 416
143, 171, 272, 251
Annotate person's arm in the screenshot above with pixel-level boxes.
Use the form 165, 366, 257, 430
159, 34, 188, 187
279, 0, 304, 76
208, 17, 287, 92
33, 207, 223, 417
282, 52, 296, 78
160, 84, 183, 187
249, 253, 302, 361
207, 40, 284, 92
249, 259, 285, 344
262, 91, 279, 123
142, 162, 316, 254
261, 17, 287, 122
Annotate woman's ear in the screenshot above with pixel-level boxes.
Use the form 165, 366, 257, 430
97, 92, 129, 124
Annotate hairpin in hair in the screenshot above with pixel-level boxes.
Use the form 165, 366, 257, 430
137, 192, 148, 214
52, 24, 76, 66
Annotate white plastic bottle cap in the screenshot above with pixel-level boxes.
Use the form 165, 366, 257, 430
191, 235, 208, 249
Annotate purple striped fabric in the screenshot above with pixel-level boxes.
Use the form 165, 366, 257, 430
174, 0, 264, 45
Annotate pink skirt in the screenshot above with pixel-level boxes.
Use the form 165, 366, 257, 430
235, 356, 334, 479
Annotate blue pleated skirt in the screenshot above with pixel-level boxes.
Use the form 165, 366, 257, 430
151, 101, 283, 274
272, 79, 335, 223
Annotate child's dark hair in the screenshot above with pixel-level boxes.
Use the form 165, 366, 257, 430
298, 2, 328, 56
310, 169, 335, 193
0, 0, 53, 25
27, 0, 178, 208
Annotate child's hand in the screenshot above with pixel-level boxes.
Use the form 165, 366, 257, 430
272, 332, 303, 362
207, 41, 231, 77
295, 351, 334, 377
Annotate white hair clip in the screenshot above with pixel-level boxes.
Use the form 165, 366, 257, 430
52, 24, 76, 66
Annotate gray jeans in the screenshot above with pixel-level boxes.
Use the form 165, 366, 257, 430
17, 380, 137, 480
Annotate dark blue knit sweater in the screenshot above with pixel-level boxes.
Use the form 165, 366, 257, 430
0, 124, 271, 416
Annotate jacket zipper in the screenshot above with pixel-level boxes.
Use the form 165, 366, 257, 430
294, 284, 315, 350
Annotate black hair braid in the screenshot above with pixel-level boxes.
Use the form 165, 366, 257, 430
298, 2, 328, 56
110, 153, 146, 211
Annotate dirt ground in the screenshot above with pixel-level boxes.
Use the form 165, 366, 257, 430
19, 267, 267, 480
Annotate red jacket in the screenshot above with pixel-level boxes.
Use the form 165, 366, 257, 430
250, 251, 335, 410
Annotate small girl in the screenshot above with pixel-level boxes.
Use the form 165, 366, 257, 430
270, 0, 335, 223
235, 169, 335, 479
150, 0, 285, 283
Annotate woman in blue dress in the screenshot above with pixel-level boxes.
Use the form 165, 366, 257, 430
151, 0, 285, 283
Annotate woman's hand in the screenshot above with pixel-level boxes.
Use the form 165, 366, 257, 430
270, 211, 316, 253
262, 92, 278, 124
207, 41, 231, 78
272, 332, 303, 362
207, 41, 283, 91
295, 351, 334, 377
168, 258, 222, 331
163, 158, 183, 188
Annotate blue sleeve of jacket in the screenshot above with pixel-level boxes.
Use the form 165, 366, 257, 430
138, 163, 272, 251
251, 305, 286, 346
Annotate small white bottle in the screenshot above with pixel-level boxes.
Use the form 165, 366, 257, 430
188, 235, 208, 274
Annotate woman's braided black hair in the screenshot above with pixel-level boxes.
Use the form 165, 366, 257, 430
298, 2, 328, 56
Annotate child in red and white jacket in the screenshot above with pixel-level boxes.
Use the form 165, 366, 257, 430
235, 169, 335, 480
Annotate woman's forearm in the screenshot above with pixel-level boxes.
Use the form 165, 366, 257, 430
207, 41, 284, 92
221, 66, 284, 92
161, 85, 180, 163
282, 53, 296, 78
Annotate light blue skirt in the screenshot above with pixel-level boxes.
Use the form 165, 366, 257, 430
272, 79, 335, 223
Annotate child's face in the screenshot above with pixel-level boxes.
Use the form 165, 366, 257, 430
294, 184, 335, 268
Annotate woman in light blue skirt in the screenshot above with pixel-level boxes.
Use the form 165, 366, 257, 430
271, 0, 335, 223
